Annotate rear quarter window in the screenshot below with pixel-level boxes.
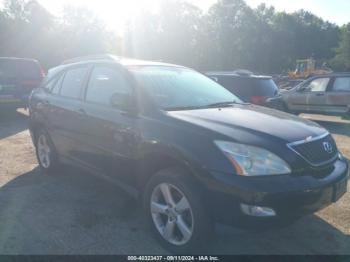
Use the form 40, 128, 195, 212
332, 77, 350, 92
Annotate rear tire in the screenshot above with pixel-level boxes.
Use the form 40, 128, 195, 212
144, 167, 213, 254
35, 129, 60, 174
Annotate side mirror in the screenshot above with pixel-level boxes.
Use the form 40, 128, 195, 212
110, 93, 137, 113
297, 86, 308, 92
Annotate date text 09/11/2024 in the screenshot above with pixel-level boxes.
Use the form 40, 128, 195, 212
127, 256, 220, 261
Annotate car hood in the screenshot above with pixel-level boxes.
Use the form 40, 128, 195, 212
167, 104, 327, 144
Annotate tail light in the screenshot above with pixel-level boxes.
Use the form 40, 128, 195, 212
250, 96, 267, 105
40, 68, 46, 78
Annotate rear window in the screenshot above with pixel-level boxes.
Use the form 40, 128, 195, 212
0, 59, 42, 79
214, 76, 278, 99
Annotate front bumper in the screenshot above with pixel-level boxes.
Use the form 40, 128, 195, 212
204, 159, 348, 227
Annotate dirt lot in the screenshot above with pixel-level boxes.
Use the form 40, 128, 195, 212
0, 109, 349, 254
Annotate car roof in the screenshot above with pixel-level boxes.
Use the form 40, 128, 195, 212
0, 57, 39, 63
61, 54, 185, 68
45, 55, 188, 81
205, 70, 272, 79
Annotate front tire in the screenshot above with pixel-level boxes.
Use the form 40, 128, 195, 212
144, 167, 213, 254
35, 129, 59, 173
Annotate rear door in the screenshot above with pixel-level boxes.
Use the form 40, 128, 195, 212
306, 77, 331, 113
326, 76, 350, 114
46, 65, 90, 158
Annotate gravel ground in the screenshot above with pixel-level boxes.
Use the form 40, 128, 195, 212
0, 109, 349, 254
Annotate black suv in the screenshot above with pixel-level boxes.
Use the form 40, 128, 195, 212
29, 55, 348, 253
0, 57, 44, 109
206, 70, 279, 106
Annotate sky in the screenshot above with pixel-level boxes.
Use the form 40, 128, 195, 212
35, 0, 350, 32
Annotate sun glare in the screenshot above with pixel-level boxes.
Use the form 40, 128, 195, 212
39, 0, 162, 33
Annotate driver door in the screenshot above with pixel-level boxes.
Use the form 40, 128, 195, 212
285, 83, 309, 112
79, 64, 140, 185
306, 77, 330, 113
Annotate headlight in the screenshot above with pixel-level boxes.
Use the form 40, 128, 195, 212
215, 141, 291, 176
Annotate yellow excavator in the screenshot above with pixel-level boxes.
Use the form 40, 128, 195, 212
288, 58, 332, 79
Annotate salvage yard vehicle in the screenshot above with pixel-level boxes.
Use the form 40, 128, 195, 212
0, 57, 44, 109
267, 73, 350, 117
29, 55, 348, 253
288, 58, 332, 80
206, 70, 279, 106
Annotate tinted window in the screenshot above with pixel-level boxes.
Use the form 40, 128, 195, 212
0, 59, 42, 79
214, 76, 278, 100
333, 77, 350, 92
51, 74, 65, 94
86, 66, 131, 106
60, 67, 88, 99
131, 67, 240, 110
306, 78, 330, 92
43, 77, 57, 91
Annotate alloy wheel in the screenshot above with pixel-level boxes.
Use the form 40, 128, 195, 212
150, 183, 194, 246
37, 134, 51, 168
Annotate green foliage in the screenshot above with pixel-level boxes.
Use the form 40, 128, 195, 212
0, 0, 347, 73
331, 23, 350, 71
125, 0, 343, 73
0, 0, 121, 69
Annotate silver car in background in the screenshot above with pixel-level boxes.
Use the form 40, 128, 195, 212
267, 73, 350, 117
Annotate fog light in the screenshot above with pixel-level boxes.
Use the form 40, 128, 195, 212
240, 203, 276, 217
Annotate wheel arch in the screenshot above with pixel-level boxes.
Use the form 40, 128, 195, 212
136, 149, 204, 198
29, 120, 47, 143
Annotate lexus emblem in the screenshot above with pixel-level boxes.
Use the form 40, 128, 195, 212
323, 142, 333, 154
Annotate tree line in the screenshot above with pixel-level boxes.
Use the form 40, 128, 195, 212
1, 0, 349, 73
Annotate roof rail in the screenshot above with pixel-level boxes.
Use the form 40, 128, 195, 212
61, 54, 119, 65
333, 72, 350, 74
233, 69, 253, 76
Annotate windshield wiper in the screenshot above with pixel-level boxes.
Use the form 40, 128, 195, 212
165, 105, 206, 111
205, 101, 241, 108
165, 101, 242, 111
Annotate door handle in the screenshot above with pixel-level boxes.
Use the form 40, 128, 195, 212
316, 93, 324, 96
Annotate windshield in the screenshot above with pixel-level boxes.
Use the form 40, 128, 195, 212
130, 66, 241, 110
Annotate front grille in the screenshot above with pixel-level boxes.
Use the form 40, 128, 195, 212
288, 134, 338, 166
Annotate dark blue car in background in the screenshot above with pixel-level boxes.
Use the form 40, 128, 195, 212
0, 57, 44, 109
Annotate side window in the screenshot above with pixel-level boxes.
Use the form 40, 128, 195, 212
60, 67, 88, 99
42, 77, 57, 91
86, 66, 131, 107
306, 78, 330, 92
51, 73, 65, 95
332, 77, 350, 92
